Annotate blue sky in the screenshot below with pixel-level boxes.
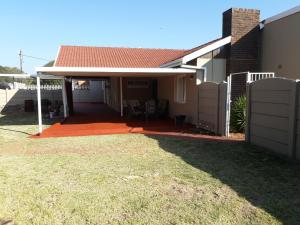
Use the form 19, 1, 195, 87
0, 0, 299, 73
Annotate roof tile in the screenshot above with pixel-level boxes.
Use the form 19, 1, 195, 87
55, 46, 186, 68
54, 38, 223, 68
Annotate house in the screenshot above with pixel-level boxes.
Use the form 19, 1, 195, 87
35, 6, 300, 134
260, 6, 300, 79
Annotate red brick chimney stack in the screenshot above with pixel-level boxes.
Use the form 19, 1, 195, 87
222, 8, 260, 76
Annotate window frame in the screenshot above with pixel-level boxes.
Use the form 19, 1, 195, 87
174, 75, 187, 104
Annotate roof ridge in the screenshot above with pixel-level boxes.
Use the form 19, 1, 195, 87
184, 37, 223, 53
160, 37, 223, 65
60, 45, 186, 51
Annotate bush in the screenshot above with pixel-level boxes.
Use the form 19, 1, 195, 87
231, 96, 247, 133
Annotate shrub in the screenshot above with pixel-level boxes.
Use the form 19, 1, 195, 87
231, 95, 247, 133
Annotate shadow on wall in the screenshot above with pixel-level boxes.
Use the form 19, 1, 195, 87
146, 135, 300, 225
0, 89, 62, 125
0, 89, 62, 113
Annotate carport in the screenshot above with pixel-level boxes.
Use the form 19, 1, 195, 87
35, 66, 196, 135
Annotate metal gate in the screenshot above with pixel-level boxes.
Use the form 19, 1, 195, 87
226, 71, 275, 134
228, 72, 275, 101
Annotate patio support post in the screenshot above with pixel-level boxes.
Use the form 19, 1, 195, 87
62, 78, 68, 118
120, 77, 123, 117
36, 73, 43, 134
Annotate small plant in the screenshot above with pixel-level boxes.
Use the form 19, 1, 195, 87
231, 95, 247, 133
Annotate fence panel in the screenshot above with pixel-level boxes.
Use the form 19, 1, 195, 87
198, 82, 228, 136
246, 78, 298, 158
0, 89, 62, 110
295, 82, 300, 160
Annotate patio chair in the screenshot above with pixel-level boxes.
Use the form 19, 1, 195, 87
145, 99, 156, 121
127, 100, 144, 118
157, 99, 169, 118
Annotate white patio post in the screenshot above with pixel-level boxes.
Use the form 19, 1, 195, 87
62, 78, 68, 118
36, 73, 43, 134
120, 77, 123, 117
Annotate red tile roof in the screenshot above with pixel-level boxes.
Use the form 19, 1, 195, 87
55, 46, 186, 68
54, 38, 222, 68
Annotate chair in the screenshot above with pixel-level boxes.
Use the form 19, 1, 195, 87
127, 100, 144, 118
157, 99, 169, 118
145, 99, 156, 121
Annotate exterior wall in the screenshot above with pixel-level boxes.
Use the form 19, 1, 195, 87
122, 77, 153, 101
261, 12, 300, 79
107, 77, 120, 112
158, 56, 226, 125
158, 75, 198, 124
196, 58, 226, 82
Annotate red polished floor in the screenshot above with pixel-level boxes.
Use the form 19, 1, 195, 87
33, 103, 243, 141
35, 103, 191, 138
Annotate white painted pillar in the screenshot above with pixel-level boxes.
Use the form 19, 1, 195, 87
120, 77, 123, 117
36, 74, 43, 134
62, 78, 68, 118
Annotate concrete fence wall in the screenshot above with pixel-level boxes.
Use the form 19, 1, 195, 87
198, 82, 228, 136
73, 81, 105, 103
246, 78, 300, 159
0, 89, 62, 111
73, 89, 104, 103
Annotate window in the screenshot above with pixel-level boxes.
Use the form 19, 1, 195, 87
127, 80, 149, 88
174, 75, 187, 103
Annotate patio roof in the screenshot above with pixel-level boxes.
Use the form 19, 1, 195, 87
35, 66, 196, 77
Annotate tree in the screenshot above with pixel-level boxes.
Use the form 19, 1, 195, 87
0, 66, 23, 83
44, 60, 55, 67
41, 60, 61, 85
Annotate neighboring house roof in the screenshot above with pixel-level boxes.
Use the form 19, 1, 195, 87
54, 36, 231, 69
262, 5, 300, 26
54, 46, 186, 68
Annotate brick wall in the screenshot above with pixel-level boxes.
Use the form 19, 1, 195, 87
223, 8, 260, 100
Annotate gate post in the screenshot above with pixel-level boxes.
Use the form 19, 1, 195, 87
245, 82, 252, 143
225, 75, 232, 137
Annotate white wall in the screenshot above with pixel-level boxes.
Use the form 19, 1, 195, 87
73, 81, 105, 103
197, 58, 226, 83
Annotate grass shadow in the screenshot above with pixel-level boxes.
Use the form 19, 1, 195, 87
147, 135, 300, 225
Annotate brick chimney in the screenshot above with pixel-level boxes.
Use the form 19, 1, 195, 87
222, 8, 260, 76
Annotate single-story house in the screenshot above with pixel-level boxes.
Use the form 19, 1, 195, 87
35, 6, 300, 134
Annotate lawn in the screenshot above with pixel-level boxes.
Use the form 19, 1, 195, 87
0, 112, 300, 225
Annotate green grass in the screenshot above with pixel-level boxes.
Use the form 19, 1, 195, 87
0, 112, 300, 225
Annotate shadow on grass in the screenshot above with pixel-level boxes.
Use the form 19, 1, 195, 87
0, 112, 61, 135
147, 135, 300, 225
0, 127, 32, 135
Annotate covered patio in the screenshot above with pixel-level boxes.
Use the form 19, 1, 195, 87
34, 66, 198, 136
35, 102, 193, 138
